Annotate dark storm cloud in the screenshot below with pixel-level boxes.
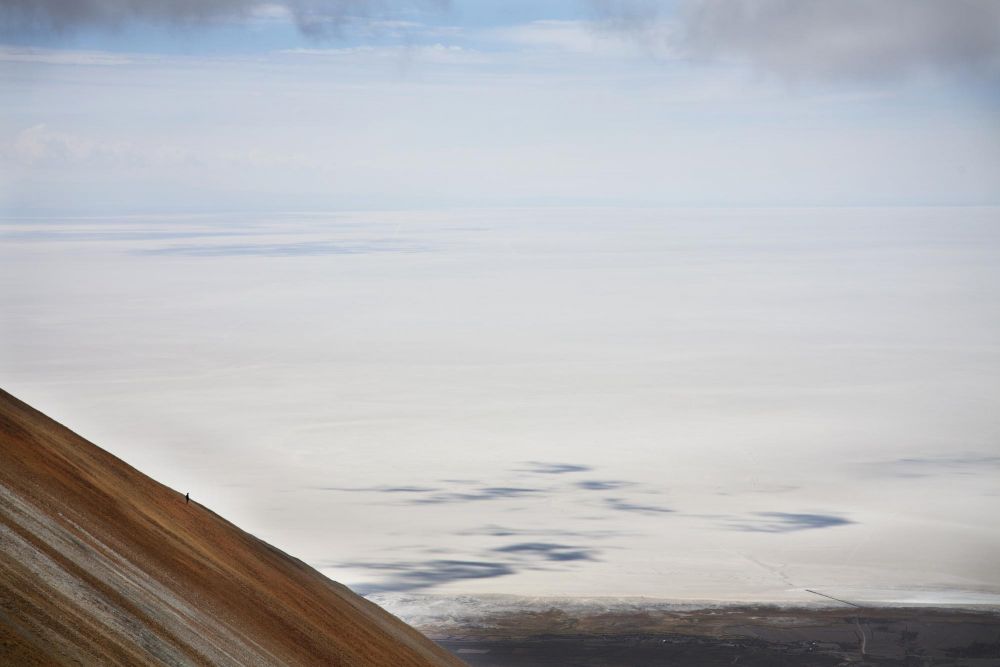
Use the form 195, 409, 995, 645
0, 0, 445, 36
0, 0, 255, 31
589, 0, 1000, 82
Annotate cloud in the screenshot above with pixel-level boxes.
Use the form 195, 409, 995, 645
6, 124, 133, 166
588, 0, 1000, 83
1, 0, 258, 31
0, 0, 446, 37
493, 19, 643, 57
277, 43, 477, 65
0, 46, 142, 65
3, 124, 319, 171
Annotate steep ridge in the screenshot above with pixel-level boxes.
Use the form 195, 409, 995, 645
0, 389, 466, 666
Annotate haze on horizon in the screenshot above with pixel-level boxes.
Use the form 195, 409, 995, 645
2, 1, 1000, 605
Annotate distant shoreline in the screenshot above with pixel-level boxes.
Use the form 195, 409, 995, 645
369, 592, 1000, 627
397, 601, 1000, 666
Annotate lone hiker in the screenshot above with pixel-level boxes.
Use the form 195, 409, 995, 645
185, 492, 190, 504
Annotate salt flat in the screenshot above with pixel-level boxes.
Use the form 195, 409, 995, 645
2, 207, 998, 606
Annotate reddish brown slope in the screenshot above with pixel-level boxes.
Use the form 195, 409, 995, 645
0, 389, 466, 667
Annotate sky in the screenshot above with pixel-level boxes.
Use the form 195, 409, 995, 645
2, 0, 999, 213
2, 1, 1000, 605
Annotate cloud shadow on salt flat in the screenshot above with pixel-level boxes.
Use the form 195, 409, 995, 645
518, 462, 592, 475
377, 486, 440, 493
730, 512, 853, 533
605, 497, 673, 514
343, 560, 516, 595
136, 240, 426, 257
340, 541, 601, 594
312, 485, 440, 493
577, 480, 632, 491
494, 542, 597, 562
407, 487, 544, 505
873, 455, 1000, 479
457, 524, 626, 539
7, 229, 259, 242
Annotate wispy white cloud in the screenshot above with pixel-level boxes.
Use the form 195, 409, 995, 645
491, 18, 685, 60
4, 124, 315, 170
493, 20, 634, 56
277, 42, 478, 65
0, 46, 145, 66
8, 124, 129, 165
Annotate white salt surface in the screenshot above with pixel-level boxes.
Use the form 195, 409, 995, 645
2, 207, 999, 606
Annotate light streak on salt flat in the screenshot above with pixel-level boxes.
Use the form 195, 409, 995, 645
2, 207, 999, 606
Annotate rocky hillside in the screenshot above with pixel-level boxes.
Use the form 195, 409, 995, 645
0, 389, 465, 666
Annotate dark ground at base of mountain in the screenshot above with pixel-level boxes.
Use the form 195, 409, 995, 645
429, 606, 1000, 666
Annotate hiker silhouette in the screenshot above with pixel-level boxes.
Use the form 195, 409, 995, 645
185, 492, 189, 504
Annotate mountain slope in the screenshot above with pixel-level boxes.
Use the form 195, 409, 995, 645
0, 389, 465, 666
